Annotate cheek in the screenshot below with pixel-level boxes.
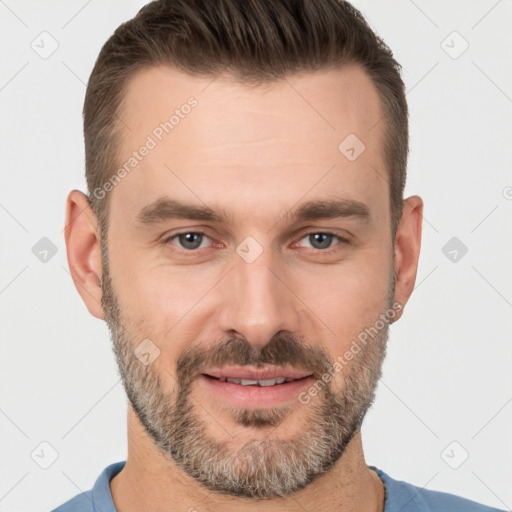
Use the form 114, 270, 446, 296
109, 231, 213, 317
291, 254, 392, 345
109, 257, 224, 363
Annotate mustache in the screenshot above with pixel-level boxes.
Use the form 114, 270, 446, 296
175, 332, 332, 385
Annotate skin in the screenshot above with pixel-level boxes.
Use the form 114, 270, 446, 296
65, 64, 423, 511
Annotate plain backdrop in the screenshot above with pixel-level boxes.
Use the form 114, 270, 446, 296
1, 1, 511, 511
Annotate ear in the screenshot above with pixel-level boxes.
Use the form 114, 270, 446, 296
392, 195, 423, 322
64, 190, 105, 320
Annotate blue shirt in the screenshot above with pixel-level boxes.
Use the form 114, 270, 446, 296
53, 461, 506, 512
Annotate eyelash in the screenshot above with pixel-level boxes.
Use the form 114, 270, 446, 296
162, 231, 348, 253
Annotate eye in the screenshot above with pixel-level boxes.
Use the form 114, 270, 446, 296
166, 232, 212, 250
297, 232, 343, 250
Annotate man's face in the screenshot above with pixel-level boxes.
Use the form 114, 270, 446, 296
101, 65, 396, 497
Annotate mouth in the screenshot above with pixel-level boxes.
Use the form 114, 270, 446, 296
198, 367, 315, 409
206, 376, 302, 386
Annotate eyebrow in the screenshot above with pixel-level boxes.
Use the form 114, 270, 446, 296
136, 198, 227, 225
290, 199, 370, 223
135, 197, 370, 226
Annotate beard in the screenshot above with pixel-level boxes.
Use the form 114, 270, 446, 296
100, 240, 391, 499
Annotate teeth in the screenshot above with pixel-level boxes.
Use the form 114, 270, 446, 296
258, 379, 278, 387
222, 377, 296, 386
240, 379, 259, 386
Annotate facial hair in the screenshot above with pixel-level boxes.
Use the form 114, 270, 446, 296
100, 240, 391, 499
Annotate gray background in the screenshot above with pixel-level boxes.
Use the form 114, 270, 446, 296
1, 1, 511, 511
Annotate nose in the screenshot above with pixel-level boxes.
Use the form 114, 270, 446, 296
217, 252, 300, 348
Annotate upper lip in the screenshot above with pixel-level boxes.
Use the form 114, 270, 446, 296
202, 366, 313, 381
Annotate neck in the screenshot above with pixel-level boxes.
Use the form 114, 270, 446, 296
111, 407, 385, 512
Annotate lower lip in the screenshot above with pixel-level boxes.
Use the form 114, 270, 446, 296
199, 374, 315, 409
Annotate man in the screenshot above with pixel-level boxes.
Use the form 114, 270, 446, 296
55, 0, 504, 510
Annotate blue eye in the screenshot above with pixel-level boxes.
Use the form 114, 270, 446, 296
163, 231, 345, 253
298, 233, 341, 250
167, 232, 211, 250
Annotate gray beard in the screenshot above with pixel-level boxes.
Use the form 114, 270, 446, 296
100, 247, 389, 498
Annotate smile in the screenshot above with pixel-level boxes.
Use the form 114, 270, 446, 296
205, 376, 304, 386
199, 367, 315, 408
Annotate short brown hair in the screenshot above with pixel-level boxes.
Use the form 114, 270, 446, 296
84, 0, 408, 238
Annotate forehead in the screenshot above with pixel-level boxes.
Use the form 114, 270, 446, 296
111, 64, 388, 226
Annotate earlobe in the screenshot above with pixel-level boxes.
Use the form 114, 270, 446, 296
64, 190, 105, 320
392, 195, 423, 319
